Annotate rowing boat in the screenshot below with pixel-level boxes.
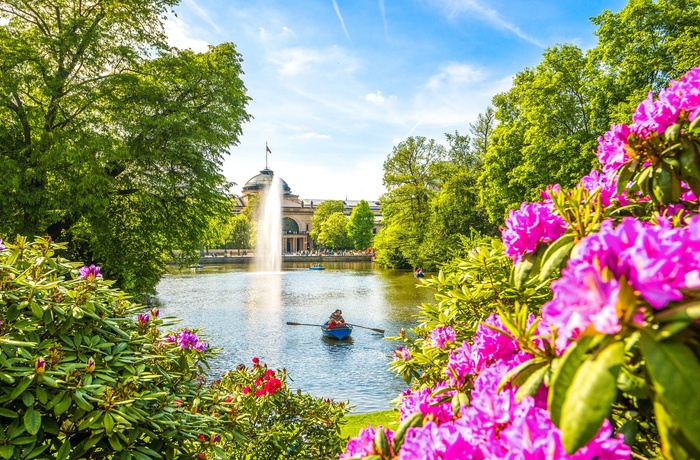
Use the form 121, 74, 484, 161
321, 321, 353, 340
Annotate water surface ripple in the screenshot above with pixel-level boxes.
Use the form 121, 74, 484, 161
155, 262, 433, 413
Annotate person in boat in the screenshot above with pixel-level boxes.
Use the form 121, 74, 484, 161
415, 267, 423, 276
327, 309, 345, 329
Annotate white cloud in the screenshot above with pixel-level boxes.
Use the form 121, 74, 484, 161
331, 0, 352, 43
268, 46, 358, 77
364, 90, 396, 104
182, 0, 223, 35
164, 15, 210, 52
297, 132, 332, 140
427, 63, 485, 89
430, 0, 545, 48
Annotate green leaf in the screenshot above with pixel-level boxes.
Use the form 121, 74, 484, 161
10, 378, 33, 401
560, 340, 624, 454
73, 391, 94, 411
0, 446, 13, 460
0, 408, 18, 418
639, 331, 700, 454
539, 234, 575, 282
23, 407, 41, 435
513, 251, 537, 289
548, 336, 593, 427
679, 138, 700, 180
514, 365, 548, 402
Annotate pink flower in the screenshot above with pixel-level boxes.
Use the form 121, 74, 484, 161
0, 239, 5, 251
579, 169, 628, 207
78, 264, 102, 280
399, 383, 454, 424
631, 90, 680, 136
445, 342, 474, 387
544, 264, 622, 349
596, 123, 630, 173
393, 347, 411, 361
341, 425, 394, 459
35, 358, 46, 375
502, 202, 567, 263
430, 326, 456, 348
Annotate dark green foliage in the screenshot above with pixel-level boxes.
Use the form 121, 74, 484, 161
211, 364, 349, 460
0, 237, 230, 458
0, 1, 251, 297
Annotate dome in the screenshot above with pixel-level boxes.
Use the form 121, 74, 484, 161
242, 169, 292, 194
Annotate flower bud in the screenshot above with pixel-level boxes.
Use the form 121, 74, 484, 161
86, 358, 96, 374
35, 358, 46, 375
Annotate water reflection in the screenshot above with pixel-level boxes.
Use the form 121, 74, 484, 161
156, 263, 434, 413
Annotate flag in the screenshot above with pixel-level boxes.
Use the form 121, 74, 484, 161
266, 143, 272, 154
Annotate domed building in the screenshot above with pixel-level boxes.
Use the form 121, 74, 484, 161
234, 168, 382, 253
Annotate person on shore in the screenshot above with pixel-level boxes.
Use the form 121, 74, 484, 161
327, 309, 345, 328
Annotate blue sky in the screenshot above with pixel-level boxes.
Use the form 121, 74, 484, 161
165, 0, 627, 201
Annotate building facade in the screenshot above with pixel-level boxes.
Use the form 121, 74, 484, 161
234, 168, 382, 252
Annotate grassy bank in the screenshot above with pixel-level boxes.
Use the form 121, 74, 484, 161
340, 409, 400, 440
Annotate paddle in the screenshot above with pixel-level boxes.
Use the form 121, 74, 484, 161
346, 324, 385, 334
286, 322, 324, 328
286, 321, 385, 334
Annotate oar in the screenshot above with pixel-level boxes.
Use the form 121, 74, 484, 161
346, 324, 385, 334
286, 321, 385, 334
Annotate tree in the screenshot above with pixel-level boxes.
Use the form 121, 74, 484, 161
588, 0, 700, 123
347, 200, 375, 250
469, 106, 496, 159
309, 200, 345, 244
479, 45, 598, 223
0, 1, 251, 296
317, 212, 352, 250
228, 213, 251, 254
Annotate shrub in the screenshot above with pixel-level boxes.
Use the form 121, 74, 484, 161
345, 64, 700, 459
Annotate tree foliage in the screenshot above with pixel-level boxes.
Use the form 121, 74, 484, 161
309, 200, 345, 244
479, 0, 700, 223
376, 132, 496, 270
347, 200, 375, 250
318, 212, 352, 250
0, 0, 251, 297
0, 237, 349, 459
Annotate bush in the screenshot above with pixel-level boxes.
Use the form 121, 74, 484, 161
0, 237, 349, 459
344, 64, 700, 459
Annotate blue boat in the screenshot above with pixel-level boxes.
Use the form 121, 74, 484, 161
310, 264, 326, 270
321, 321, 353, 340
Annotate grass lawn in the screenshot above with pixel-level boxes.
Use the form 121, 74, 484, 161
340, 409, 400, 440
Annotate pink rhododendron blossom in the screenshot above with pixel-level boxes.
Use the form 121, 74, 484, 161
596, 123, 631, 172
632, 89, 681, 136
580, 169, 628, 207
399, 383, 454, 424
341, 425, 394, 459
393, 347, 411, 361
399, 421, 477, 460
471, 315, 522, 372
175, 329, 207, 351
430, 326, 456, 348
676, 65, 700, 121
79, 264, 102, 280
544, 264, 622, 349
502, 202, 567, 263
0, 239, 4, 250
446, 341, 474, 387
544, 217, 700, 346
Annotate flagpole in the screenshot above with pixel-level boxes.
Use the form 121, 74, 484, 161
265, 141, 268, 169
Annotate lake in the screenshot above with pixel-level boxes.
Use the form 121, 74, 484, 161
154, 262, 434, 413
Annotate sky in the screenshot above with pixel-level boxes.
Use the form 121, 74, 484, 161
165, 0, 627, 201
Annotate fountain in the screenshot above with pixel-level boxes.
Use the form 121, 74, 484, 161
253, 171, 283, 272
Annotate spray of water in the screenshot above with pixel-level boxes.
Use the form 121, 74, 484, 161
253, 173, 282, 272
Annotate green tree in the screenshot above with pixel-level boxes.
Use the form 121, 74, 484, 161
309, 200, 345, 244
347, 200, 375, 250
0, 1, 251, 296
469, 106, 496, 159
588, 0, 700, 123
228, 213, 251, 255
376, 136, 446, 268
317, 212, 352, 250
479, 45, 598, 223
